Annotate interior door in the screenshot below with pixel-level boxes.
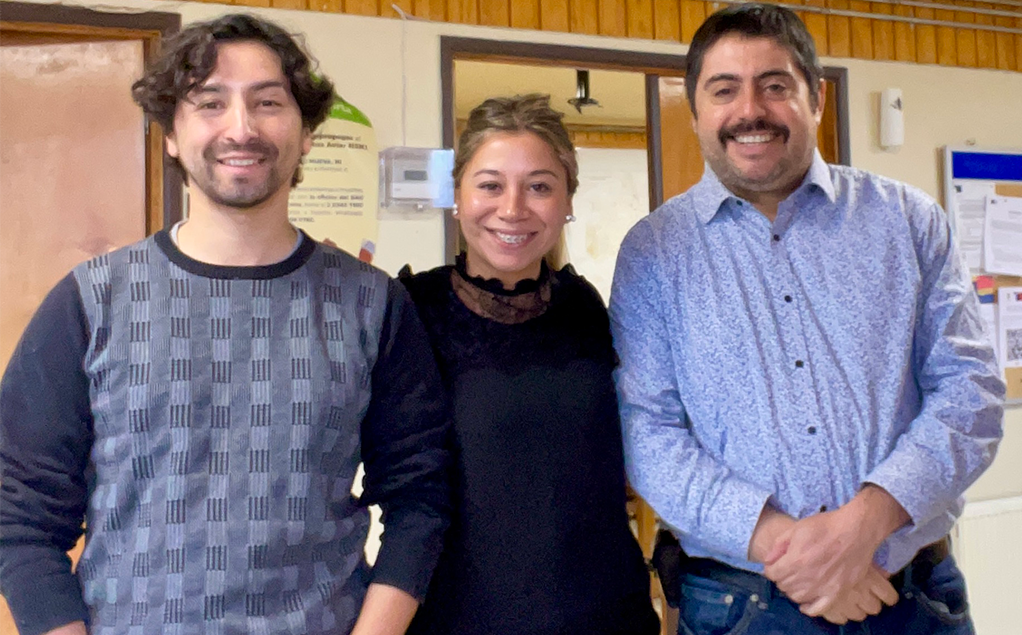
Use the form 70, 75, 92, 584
651, 75, 704, 203
0, 29, 150, 635
0, 34, 149, 367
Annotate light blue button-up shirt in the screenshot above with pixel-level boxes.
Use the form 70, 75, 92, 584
609, 152, 1004, 574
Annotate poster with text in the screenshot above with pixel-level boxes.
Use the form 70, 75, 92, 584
289, 97, 378, 262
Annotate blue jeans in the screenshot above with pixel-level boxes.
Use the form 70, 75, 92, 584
676, 555, 974, 635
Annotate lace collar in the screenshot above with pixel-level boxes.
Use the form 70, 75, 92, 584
451, 254, 552, 324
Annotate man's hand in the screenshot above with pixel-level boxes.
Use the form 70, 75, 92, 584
809, 565, 899, 624
762, 505, 879, 605
747, 505, 796, 564
762, 485, 909, 620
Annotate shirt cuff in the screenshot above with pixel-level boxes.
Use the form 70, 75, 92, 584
370, 505, 446, 601
873, 502, 961, 573
865, 457, 938, 529
1, 547, 88, 635
700, 478, 774, 564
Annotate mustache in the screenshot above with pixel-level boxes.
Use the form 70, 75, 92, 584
204, 140, 278, 162
718, 119, 790, 145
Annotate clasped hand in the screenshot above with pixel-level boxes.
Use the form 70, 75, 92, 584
762, 508, 899, 625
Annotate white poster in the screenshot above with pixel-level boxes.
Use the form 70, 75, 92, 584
565, 147, 650, 304
289, 98, 379, 262
983, 196, 1022, 276
949, 181, 996, 272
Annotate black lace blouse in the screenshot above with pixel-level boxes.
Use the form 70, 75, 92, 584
399, 258, 658, 635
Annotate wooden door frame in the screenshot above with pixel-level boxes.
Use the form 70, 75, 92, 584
1, 1, 182, 233
440, 36, 849, 259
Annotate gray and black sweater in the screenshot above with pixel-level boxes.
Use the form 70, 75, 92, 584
0, 231, 451, 635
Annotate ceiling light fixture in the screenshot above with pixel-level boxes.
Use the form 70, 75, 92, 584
567, 69, 601, 114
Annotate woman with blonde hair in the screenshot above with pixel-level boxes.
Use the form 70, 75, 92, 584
401, 94, 658, 634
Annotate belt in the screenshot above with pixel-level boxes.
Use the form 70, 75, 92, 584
888, 536, 950, 590
685, 536, 951, 596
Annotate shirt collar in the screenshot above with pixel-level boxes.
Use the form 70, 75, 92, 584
693, 149, 835, 225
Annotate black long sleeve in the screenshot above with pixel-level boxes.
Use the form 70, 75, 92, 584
0, 273, 93, 635
359, 278, 451, 600
400, 265, 658, 635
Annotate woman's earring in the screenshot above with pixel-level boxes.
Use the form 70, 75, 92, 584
451, 204, 459, 218
565, 214, 576, 223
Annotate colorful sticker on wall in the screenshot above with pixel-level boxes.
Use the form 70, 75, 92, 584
974, 275, 996, 304
289, 97, 378, 263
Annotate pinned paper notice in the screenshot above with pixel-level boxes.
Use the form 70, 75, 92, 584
998, 287, 1022, 371
983, 196, 1022, 276
953, 182, 996, 272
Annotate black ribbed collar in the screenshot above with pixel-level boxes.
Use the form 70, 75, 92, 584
154, 229, 316, 280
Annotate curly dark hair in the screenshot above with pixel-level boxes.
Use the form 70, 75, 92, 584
132, 13, 335, 134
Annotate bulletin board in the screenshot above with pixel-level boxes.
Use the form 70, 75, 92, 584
943, 147, 1022, 402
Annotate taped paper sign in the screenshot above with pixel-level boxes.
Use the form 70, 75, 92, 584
289, 97, 378, 263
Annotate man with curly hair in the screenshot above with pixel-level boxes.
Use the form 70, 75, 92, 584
0, 14, 451, 635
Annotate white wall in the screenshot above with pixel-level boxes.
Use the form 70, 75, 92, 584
567, 147, 650, 303
7, 0, 1020, 528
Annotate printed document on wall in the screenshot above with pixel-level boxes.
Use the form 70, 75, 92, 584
951, 182, 996, 272
289, 97, 378, 263
999, 287, 1022, 371
983, 196, 1022, 276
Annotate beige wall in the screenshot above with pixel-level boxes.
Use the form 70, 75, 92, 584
5, 0, 1020, 501
839, 57, 1022, 202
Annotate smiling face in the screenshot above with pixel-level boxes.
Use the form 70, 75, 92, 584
456, 131, 572, 288
166, 40, 312, 214
692, 34, 824, 205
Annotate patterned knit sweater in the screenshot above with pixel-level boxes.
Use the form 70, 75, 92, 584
0, 232, 450, 635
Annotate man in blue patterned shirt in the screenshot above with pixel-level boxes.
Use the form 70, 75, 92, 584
610, 4, 1004, 634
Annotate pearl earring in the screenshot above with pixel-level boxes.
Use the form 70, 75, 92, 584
451, 204, 459, 218
565, 214, 576, 223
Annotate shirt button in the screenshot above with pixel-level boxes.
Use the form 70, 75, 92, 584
808, 426, 817, 434
773, 234, 781, 242
784, 295, 793, 303
820, 505, 828, 512
795, 360, 804, 368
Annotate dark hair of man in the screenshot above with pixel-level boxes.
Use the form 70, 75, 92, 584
684, 3, 824, 115
132, 13, 335, 134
